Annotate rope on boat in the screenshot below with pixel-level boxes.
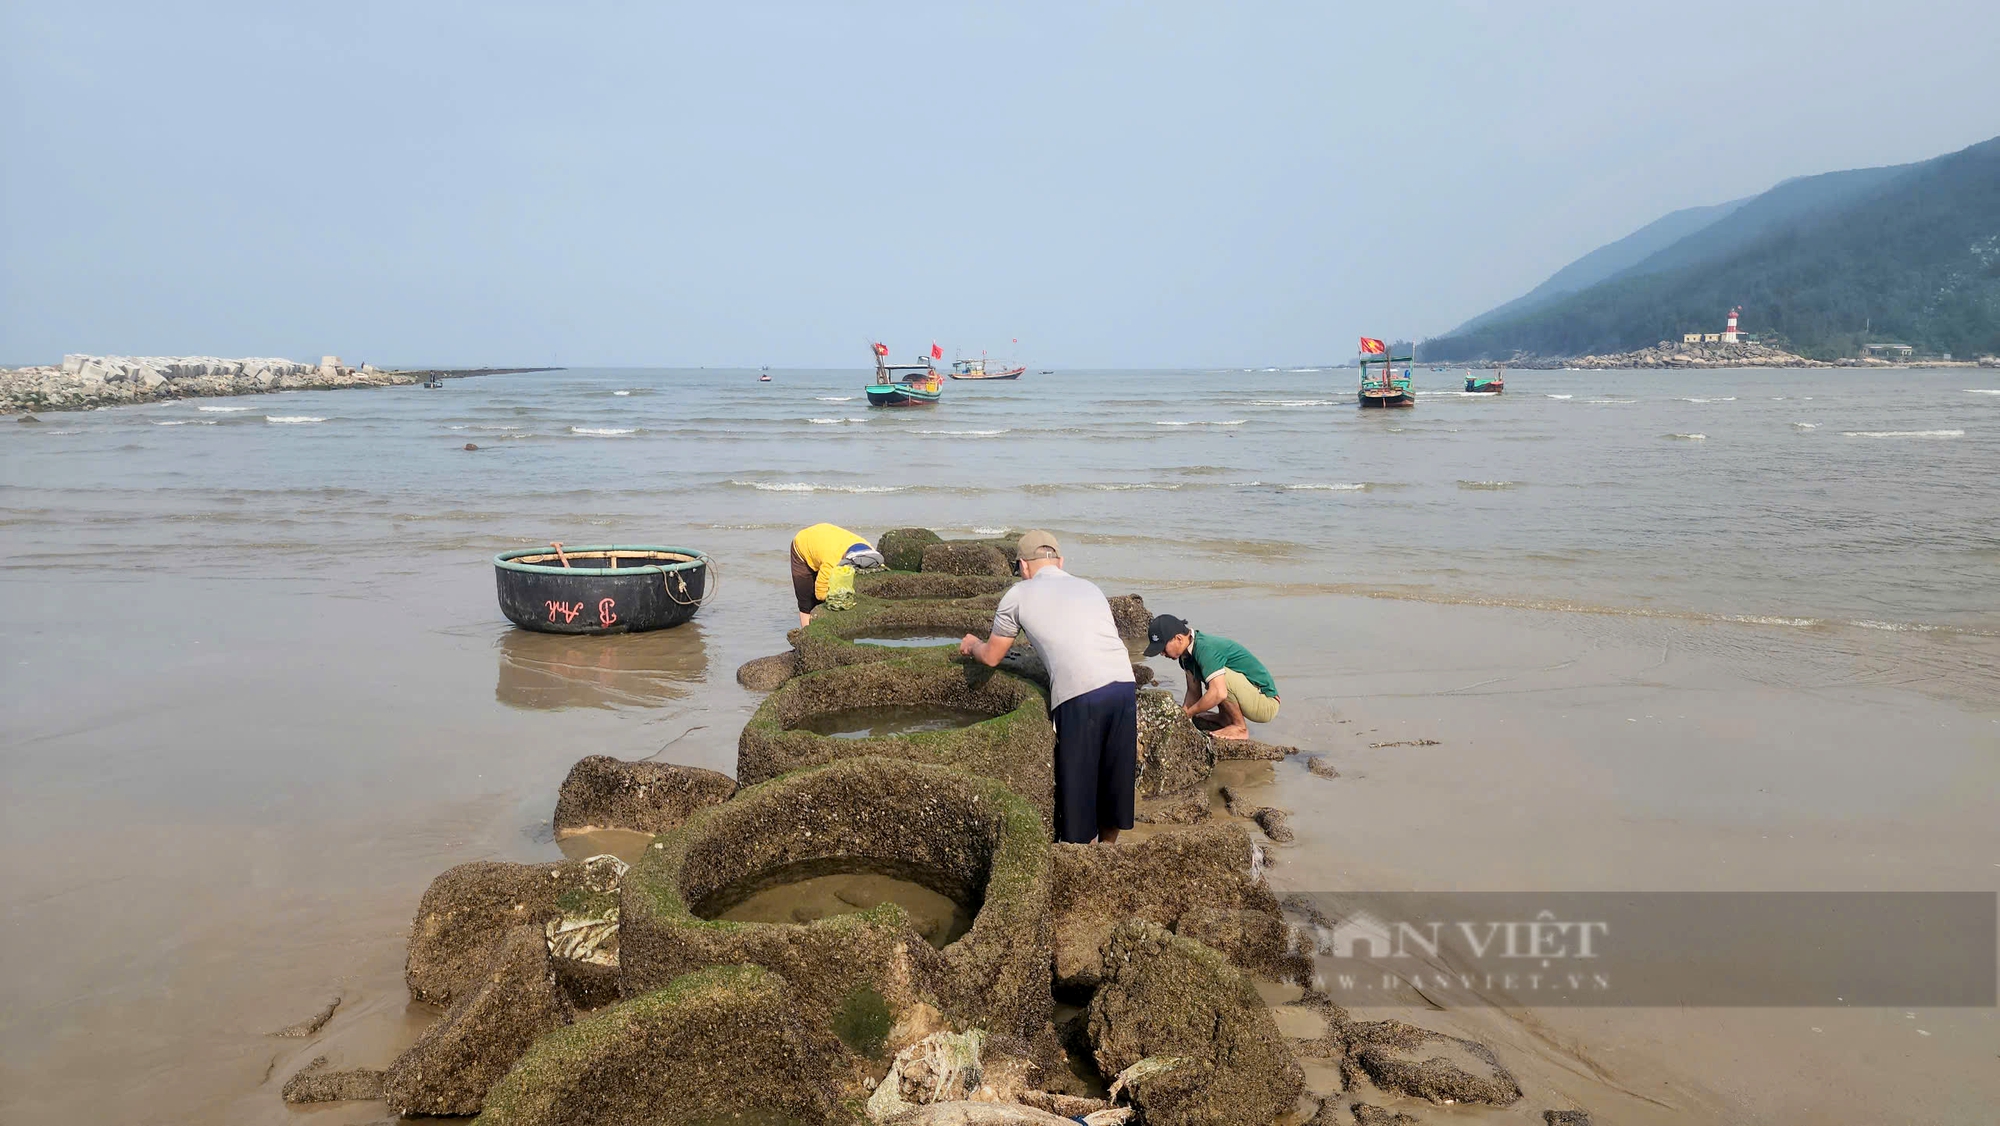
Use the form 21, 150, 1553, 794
663, 555, 718, 607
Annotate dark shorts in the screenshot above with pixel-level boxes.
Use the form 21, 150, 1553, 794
1050, 680, 1138, 844
790, 546, 818, 614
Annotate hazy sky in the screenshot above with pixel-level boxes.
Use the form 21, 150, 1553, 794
3, 2, 1996, 368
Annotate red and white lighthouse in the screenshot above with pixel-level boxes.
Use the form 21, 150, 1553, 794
1722, 307, 1742, 343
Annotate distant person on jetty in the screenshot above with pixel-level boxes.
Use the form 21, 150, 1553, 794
1145, 614, 1279, 741
960, 530, 1137, 845
789, 523, 883, 627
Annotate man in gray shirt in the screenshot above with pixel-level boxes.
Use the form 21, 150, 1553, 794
960, 530, 1137, 844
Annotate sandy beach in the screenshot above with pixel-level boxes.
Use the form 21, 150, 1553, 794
2, 367, 1996, 1124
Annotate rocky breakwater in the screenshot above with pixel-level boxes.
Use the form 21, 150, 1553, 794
1, 354, 415, 413
271, 525, 1552, 1124
1550, 340, 1830, 369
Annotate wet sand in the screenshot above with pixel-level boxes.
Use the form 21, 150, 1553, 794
2, 534, 1996, 1122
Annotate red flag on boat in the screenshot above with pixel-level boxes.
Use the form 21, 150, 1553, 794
1359, 337, 1386, 355
931, 342, 943, 360
873, 342, 889, 357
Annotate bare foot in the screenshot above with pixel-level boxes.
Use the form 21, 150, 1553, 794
1211, 724, 1250, 740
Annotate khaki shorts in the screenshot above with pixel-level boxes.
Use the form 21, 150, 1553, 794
1221, 670, 1280, 724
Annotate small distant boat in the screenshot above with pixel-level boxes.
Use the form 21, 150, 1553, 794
1356, 338, 1415, 409
759, 366, 772, 383
865, 344, 943, 408
949, 357, 1025, 380
1465, 364, 1504, 394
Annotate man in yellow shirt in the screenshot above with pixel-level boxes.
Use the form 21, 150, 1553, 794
789, 523, 884, 627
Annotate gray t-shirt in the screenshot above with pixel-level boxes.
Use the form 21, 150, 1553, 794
990, 566, 1135, 707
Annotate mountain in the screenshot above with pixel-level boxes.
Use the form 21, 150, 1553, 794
1447, 197, 1748, 335
1422, 137, 2000, 361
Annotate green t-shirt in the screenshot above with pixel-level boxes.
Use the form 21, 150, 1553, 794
1179, 631, 1278, 699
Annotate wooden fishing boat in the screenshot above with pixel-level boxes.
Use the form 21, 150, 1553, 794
1357, 339, 1415, 408
495, 544, 713, 634
865, 345, 943, 407
1465, 364, 1504, 393
949, 357, 1025, 380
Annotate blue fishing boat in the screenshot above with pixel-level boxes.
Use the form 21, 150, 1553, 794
1357, 338, 1414, 408
1465, 364, 1504, 393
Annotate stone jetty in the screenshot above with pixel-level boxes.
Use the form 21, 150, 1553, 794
1504, 340, 1830, 369
0, 354, 558, 413
277, 527, 1541, 1124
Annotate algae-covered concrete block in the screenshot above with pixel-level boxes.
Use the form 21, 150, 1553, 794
1346, 1020, 1522, 1106
620, 757, 1055, 1065
1136, 689, 1214, 798
386, 924, 573, 1116
1088, 920, 1304, 1126
735, 650, 799, 691
551, 755, 736, 836
1105, 593, 1149, 645
405, 856, 625, 1005
794, 593, 1003, 673
474, 965, 839, 1126
858, 569, 1014, 601
737, 653, 1056, 821
879, 527, 945, 572
280, 1056, 384, 1104
1050, 824, 1287, 988
922, 541, 1012, 577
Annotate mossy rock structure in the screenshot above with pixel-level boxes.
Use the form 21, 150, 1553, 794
551, 756, 736, 836
792, 592, 1006, 673
878, 526, 945, 573
620, 757, 1056, 1066
857, 568, 1014, 602
737, 654, 1056, 820
1087, 920, 1305, 1126
473, 964, 840, 1126
386, 924, 573, 1116
406, 856, 627, 1006
922, 541, 1013, 577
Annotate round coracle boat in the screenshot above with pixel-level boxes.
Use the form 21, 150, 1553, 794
494, 545, 713, 634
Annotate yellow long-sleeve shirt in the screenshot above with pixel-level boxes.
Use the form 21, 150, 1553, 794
792, 523, 871, 600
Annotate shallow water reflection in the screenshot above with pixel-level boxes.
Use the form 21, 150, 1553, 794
494, 623, 709, 709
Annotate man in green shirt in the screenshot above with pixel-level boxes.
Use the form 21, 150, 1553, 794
1143, 614, 1280, 740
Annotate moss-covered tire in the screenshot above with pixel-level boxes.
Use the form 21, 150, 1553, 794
794, 593, 1004, 673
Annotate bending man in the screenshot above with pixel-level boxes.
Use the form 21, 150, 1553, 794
789, 523, 883, 628
1144, 614, 1279, 740
960, 531, 1137, 845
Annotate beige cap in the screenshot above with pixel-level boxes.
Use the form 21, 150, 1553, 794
1016, 529, 1061, 560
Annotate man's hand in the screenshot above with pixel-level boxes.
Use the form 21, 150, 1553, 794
960, 632, 1013, 667
958, 633, 980, 656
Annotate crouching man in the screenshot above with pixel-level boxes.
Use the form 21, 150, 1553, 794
1144, 613, 1279, 740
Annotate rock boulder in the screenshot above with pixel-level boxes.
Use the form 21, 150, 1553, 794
384, 924, 573, 1116
551, 755, 736, 836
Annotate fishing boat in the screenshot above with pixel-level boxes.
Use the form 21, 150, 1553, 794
949, 356, 1026, 380
494, 544, 713, 634
864, 344, 943, 408
1464, 364, 1504, 393
759, 366, 772, 383
1356, 337, 1415, 408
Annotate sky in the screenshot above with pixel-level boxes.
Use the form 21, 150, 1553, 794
3, 1, 1997, 368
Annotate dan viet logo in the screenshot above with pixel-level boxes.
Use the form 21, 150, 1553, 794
1307, 908, 1613, 997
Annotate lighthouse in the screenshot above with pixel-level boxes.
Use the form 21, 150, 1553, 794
1722, 307, 1742, 344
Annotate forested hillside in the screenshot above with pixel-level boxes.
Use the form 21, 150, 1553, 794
1422, 137, 2000, 361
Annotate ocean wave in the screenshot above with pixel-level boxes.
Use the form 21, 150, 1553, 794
1581, 398, 1636, 405
1457, 480, 1520, 489
265, 415, 326, 424
1792, 422, 1820, 430
197, 405, 251, 412
570, 426, 635, 436
970, 527, 1007, 535
1154, 419, 1246, 426
152, 419, 218, 426
1840, 429, 1964, 439
1666, 432, 1707, 441
913, 428, 1008, 436
1284, 367, 1322, 373
1545, 394, 1573, 400
728, 480, 908, 493
1280, 482, 1369, 491
1676, 396, 1736, 403
1964, 389, 2000, 395
815, 396, 857, 402
612, 390, 631, 396
807, 418, 857, 425
1248, 399, 1335, 407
